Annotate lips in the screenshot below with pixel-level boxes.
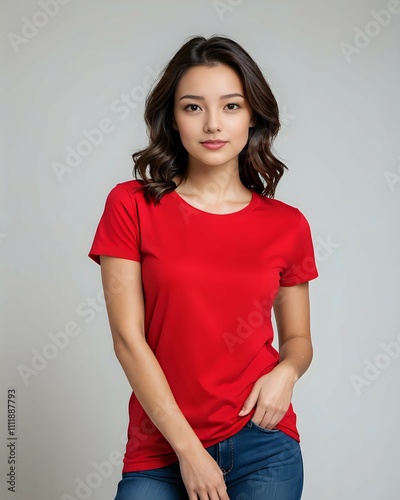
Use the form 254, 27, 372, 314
200, 140, 227, 150
200, 140, 227, 144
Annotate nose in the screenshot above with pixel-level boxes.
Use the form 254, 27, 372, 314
203, 110, 222, 133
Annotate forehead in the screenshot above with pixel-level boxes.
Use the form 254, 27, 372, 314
175, 64, 243, 95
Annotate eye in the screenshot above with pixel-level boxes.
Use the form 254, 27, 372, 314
184, 104, 201, 112
225, 103, 240, 110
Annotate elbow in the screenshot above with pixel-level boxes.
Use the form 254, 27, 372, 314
112, 329, 146, 359
113, 340, 127, 360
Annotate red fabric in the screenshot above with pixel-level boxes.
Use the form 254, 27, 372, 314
88, 179, 319, 472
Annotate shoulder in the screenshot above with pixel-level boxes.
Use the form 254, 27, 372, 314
255, 193, 305, 221
254, 194, 314, 236
112, 179, 145, 195
106, 179, 146, 203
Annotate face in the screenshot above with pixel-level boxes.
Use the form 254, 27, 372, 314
172, 64, 255, 171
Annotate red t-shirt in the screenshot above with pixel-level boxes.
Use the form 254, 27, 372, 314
88, 179, 319, 472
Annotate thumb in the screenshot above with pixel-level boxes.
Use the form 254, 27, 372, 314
238, 387, 259, 416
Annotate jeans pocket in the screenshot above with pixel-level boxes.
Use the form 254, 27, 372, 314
250, 419, 280, 433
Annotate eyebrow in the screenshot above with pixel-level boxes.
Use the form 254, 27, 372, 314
178, 93, 245, 101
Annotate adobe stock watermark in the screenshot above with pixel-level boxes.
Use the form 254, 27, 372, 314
17, 266, 137, 386
340, 0, 400, 63
279, 107, 296, 130
7, 0, 72, 55
222, 231, 337, 354
384, 155, 400, 192
314, 235, 340, 262
61, 447, 122, 500
223, 288, 279, 354
51, 63, 162, 182
349, 333, 400, 395
62, 396, 177, 499
213, 0, 246, 21
61, 429, 129, 500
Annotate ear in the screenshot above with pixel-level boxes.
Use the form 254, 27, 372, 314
172, 116, 178, 130
249, 115, 256, 128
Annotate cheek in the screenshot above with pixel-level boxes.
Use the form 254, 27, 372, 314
177, 128, 190, 145
232, 118, 251, 138
175, 128, 194, 152
177, 119, 197, 142
231, 115, 251, 131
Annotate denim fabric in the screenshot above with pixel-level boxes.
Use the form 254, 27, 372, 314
114, 419, 303, 499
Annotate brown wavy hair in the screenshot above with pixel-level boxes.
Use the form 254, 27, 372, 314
132, 34, 288, 205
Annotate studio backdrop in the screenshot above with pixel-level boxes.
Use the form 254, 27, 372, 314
1, 0, 399, 499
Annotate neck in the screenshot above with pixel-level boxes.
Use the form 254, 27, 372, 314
173, 161, 250, 202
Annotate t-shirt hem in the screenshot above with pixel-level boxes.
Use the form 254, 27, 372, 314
122, 454, 180, 473
275, 425, 300, 442
121, 414, 300, 473
88, 249, 141, 265
280, 270, 319, 287
121, 415, 254, 473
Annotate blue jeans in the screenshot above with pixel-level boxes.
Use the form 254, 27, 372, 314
114, 419, 303, 499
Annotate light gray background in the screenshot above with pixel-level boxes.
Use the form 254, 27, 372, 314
1, 0, 400, 499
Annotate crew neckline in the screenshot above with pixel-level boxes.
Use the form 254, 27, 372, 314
170, 188, 258, 216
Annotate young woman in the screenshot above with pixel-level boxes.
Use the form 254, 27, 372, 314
88, 34, 319, 500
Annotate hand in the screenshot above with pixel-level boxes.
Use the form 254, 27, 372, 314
178, 446, 230, 500
238, 363, 297, 429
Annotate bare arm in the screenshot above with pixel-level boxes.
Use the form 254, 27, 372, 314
238, 282, 314, 429
99, 256, 229, 500
273, 281, 314, 382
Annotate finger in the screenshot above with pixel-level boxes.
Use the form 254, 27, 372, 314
259, 410, 275, 429
238, 386, 260, 416
253, 409, 268, 426
206, 481, 228, 500
197, 491, 211, 500
262, 413, 281, 429
217, 484, 230, 499
208, 490, 221, 500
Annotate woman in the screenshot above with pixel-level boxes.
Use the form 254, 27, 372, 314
88, 34, 319, 500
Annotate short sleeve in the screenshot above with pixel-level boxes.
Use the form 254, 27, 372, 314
279, 209, 319, 286
88, 184, 141, 265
